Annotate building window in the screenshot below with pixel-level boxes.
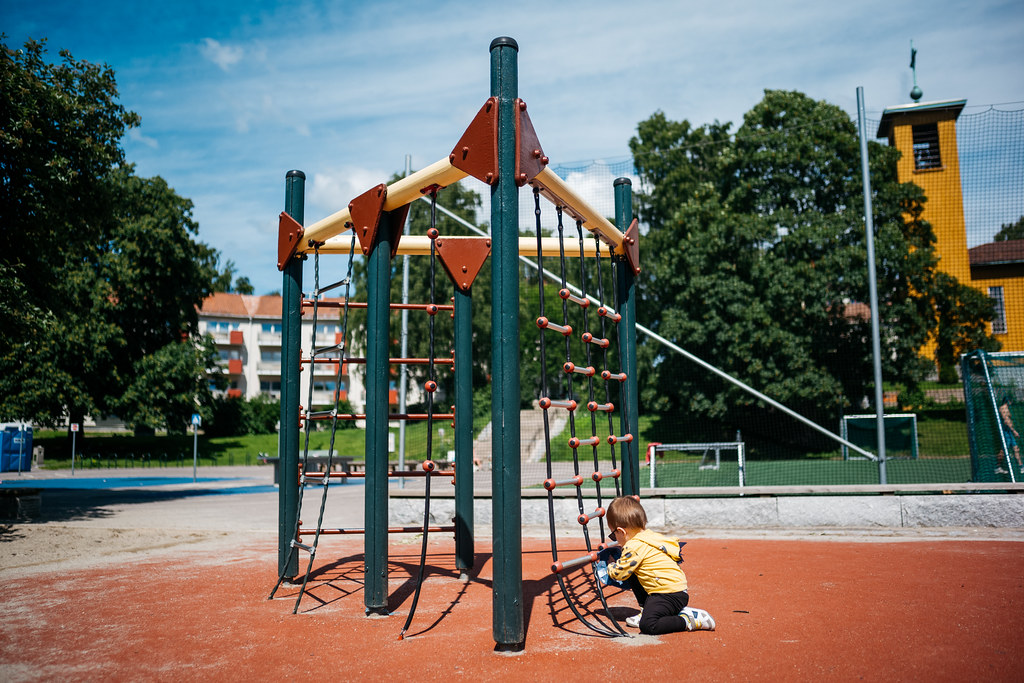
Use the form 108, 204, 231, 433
260, 350, 282, 363
261, 323, 281, 333
989, 286, 1007, 334
260, 380, 281, 394
912, 123, 941, 170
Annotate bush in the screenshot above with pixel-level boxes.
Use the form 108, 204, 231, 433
310, 398, 356, 430
205, 395, 282, 437
246, 394, 280, 434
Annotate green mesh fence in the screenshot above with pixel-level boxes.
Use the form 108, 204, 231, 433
475, 105, 1024, 490
962, 350, 1024, 482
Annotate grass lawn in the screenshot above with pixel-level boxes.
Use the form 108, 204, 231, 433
648, 455, 973, 487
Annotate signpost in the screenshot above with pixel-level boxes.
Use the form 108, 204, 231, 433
70, 423, 79, 475
191, 413, 202, 482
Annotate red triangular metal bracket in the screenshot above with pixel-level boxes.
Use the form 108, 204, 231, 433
450, 97, 498, 185
623, 217, 640, 275
515, 99, 548, 186
384, 205, 411, 260
277, 212, 304, 271
348, 183, 387, 256
434, 236, 492, 293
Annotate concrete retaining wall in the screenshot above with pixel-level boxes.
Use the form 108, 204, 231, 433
390, 492, 1024, 530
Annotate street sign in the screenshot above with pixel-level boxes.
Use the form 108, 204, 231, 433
191, 413, 202, 427
70, 423, 79, 433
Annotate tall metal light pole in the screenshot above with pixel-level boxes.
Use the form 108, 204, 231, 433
856, 86, 888, 484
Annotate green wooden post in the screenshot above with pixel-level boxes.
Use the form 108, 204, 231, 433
453, 286, 474, 578
364, 214, 393, 615
489, 35, 523, 649
614, 177, 641, 496
278, 170, 304, 579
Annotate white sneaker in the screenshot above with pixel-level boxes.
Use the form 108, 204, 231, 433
680, 607, 716, 631
625, 614, 641, 628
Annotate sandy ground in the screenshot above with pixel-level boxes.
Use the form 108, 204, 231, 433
1, 466, 285, 578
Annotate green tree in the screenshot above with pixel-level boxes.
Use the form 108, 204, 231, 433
629, 90, 995, 444
994, 216, 1024, 242
212, 258, 254, 294
1, 38, 138, 425
118, 335, 222, 434
0, 38, 220, 431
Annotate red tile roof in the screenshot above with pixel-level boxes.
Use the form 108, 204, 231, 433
198, 293, 346, 320
969, 239, 1024, 266
200, 292, 250, 316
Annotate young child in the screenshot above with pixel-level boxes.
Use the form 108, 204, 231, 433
604, 495, 715, 635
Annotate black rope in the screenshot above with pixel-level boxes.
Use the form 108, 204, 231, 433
400, 189, 440, 639
535, 189, 564, 580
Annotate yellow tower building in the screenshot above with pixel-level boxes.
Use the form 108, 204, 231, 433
877, 100, 1024, 357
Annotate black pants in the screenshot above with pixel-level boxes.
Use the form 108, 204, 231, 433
630, 576, 690, 635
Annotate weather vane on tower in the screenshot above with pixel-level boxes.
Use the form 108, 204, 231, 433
909, 40, 923, 102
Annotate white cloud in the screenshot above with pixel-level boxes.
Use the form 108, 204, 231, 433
199, 37, 244, 71
126, 127, 158, 149
308, 166, 393, 219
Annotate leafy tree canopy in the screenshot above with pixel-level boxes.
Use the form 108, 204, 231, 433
994, 216, 1024, 242
212, 258, 255, 294
0, 37, 221, 431
629, 90, 996, 442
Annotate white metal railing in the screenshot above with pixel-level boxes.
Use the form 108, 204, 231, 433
260, 332, 282, 345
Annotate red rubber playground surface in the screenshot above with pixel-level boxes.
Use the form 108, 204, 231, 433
2, 533, 1023, 681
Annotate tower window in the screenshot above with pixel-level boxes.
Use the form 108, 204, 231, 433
912, 123, 942, 170
989, 286, 1007, 334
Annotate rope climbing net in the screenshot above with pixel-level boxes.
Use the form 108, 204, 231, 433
532, 189, 638, 637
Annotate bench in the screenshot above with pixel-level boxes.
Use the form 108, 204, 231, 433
260, 453, 354, 485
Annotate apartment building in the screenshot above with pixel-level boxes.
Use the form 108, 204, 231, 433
197, 293, 366, 410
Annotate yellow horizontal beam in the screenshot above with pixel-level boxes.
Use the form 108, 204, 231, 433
301, 158, 469, 250
317, 234, 601, 258
530, 167, 626, 254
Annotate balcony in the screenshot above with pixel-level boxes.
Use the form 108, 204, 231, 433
311, 390, 348, 405
259, 332, 282, 346
257, 362, 281, 375
228, 358, 243, 375
210, 330, 244, 345
313, 362, 341, 376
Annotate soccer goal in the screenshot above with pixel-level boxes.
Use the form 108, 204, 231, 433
646, 441, 746, 488
840, 414, 919, 461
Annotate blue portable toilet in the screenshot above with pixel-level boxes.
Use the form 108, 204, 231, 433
0, 423, 33, 472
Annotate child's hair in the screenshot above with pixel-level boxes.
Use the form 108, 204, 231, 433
606, 496, 647, 531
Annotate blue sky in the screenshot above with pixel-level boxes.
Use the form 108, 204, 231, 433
6, 0, 1023, 295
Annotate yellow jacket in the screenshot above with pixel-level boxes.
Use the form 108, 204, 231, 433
607, 529, 688, 594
